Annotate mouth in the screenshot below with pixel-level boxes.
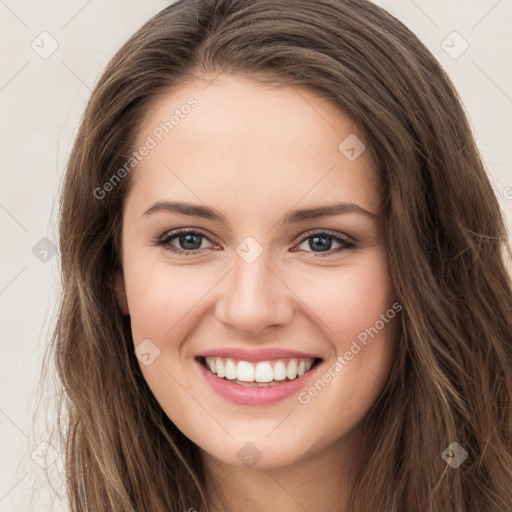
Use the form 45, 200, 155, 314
195, 355, 323, 387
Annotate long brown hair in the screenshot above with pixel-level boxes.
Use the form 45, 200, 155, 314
43, 0, 512, 510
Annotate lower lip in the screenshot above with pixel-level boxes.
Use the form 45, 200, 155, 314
196, 358, 322, 406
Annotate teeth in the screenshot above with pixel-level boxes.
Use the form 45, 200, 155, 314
216, 358, 226, 378
203, 356, 317, 383
237, 361, 255, 382
286, 359, 297, 380
273, 360, 287, 380
254, 361, 273, 382
225, 358, 237, 379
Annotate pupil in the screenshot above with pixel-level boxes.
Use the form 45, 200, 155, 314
310, 235, 331, 251
180, 233, 201, 250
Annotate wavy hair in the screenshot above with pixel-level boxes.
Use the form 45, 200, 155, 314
43, 0, 512, 510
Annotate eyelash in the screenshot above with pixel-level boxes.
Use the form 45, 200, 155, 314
155, 228, 356, 258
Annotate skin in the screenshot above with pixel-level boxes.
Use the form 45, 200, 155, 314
115, 74, 400, 512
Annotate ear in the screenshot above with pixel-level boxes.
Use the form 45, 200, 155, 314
114, 272, 130, 315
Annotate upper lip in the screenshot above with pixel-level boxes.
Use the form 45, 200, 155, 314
197, 347, 322, 362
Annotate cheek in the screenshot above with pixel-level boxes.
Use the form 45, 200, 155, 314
289, 258, 398, 441
338, 266, 394, 339
290, 256, 395, 342
290, 254, 397, 399
124, 261, 209, 341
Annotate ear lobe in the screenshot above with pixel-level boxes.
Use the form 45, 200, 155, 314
114, 272, 130, 315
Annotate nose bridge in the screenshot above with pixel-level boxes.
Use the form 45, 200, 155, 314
215, 241, 293, 334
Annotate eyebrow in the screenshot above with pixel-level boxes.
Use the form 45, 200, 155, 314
143, 200, 378, 223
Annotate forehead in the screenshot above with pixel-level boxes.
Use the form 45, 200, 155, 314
126, 74, 381, 218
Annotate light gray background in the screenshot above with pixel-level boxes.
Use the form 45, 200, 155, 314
1, 1, 511, 510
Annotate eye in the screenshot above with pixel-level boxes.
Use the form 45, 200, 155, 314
155, 228, 356, 258
292, 230, 356, 257
155, 229, 218, 256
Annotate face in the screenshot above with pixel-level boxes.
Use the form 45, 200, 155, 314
116, 74, 399, 471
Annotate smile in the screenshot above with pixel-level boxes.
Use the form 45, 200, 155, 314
196, 354, 323, 405
199, 356, 320, 386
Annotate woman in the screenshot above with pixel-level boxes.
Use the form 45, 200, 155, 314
49, 0, 512, 510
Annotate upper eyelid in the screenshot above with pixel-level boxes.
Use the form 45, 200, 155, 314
158, 227, 218, 245
299, 229, 354, 243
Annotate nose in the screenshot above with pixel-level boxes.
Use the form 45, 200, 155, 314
214, 250, 294, 336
